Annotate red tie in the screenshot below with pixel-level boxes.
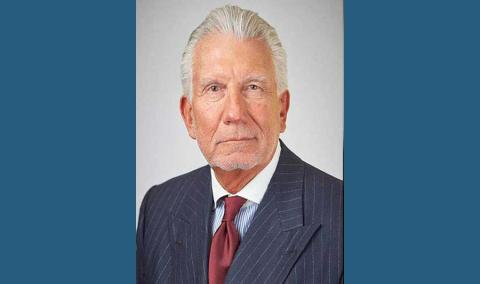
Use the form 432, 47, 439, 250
208, 196, 246, 284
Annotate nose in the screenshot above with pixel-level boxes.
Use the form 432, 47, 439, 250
223, 88, 246, 125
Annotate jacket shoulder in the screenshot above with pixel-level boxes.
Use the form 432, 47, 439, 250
303, 161, 343, 191
280, 140, 343, 191
140, 165, 209, 215
301, 161, 343, 225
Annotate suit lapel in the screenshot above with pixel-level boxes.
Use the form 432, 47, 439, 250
170, 166, 212, 284
225, 141, 322, 283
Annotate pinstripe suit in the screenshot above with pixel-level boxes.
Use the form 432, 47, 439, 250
137, 141, 343, 283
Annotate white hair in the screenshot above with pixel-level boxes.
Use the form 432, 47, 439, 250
180, 5, 288, 99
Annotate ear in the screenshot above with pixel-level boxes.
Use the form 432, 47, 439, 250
180, 96, 197, 139
278, 90, 290, 133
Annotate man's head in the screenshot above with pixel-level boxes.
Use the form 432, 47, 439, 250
180, 5, 290, 171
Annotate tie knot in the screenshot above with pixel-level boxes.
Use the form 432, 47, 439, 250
223, 196, 246, 221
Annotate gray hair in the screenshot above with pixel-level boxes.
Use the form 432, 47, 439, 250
180, 5, 288, 99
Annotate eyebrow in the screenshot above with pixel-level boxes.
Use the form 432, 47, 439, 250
199, 75, 269, 88
199, 78, 222, 88
243, 75, 268, 84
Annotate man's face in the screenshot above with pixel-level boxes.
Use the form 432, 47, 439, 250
181, 33, 289, 171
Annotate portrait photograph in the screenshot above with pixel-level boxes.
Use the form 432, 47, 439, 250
3, 0, 477, 282
136, 0, 343, 283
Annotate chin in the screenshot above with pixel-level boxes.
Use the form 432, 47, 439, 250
209, 153, 260, 171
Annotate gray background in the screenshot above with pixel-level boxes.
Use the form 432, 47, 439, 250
137, 0, 343, 222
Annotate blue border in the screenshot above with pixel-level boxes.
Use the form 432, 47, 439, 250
345, 0, 480, 282
2, 0, 480, 282
0, 0, 135, 282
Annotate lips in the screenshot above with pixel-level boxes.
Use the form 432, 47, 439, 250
218, 137, 255, 143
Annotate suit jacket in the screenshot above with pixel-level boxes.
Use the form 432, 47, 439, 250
137, 141, 343, 283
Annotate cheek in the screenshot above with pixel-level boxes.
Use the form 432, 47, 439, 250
248, 102, 280, 131
192, 103, 222, 136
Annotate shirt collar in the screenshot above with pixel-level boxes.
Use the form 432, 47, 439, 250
211, 141, 281, 207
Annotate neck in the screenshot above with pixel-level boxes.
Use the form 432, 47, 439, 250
212, 146, 277, 194
212, 164, 266, 194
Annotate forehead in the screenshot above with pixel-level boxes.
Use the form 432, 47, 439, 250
192, 33, 275, 79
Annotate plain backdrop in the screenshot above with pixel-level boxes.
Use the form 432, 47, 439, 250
136, 0, 343, 223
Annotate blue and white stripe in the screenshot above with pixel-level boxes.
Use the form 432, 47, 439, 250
211, 200, 259, 240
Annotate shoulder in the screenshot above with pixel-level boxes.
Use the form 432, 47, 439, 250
303, 161, 343, 193
282, 143, 343, 215
300, 160, 343, 227
302, 159, 343, 206
140, 165, 209, 215
280, 140, 343, 195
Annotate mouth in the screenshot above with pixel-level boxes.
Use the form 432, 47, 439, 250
217, 137, 256, 144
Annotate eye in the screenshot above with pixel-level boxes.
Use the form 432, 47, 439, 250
248, 84, 259, 90
208, 85, 220, 92
203, 84, 225, 102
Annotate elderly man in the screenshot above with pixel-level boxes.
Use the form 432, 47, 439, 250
137, 5, 343, 284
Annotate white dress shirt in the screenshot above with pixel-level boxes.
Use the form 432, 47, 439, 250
210, 141, 281, 239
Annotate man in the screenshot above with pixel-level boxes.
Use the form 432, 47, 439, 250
137, 5, 343, 284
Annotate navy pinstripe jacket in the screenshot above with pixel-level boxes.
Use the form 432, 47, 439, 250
137, 141, 343, 283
